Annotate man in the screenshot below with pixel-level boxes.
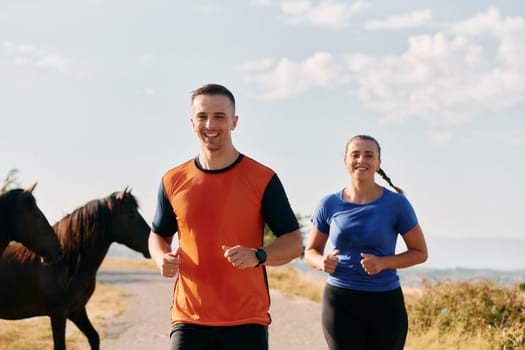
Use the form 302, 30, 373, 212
149, 83, 303, 350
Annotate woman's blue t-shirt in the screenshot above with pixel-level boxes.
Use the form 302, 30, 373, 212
311, 187, 418, 292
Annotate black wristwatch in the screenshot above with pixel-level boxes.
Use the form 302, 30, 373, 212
254, 248, 267, 267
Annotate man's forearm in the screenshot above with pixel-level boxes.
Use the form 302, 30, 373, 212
263, 230, 303, 266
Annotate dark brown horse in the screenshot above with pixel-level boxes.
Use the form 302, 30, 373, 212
0, 183, 62, 263
0, 188, 151, 350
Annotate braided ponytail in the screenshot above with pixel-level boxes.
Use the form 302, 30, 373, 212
376, 168, 404, 194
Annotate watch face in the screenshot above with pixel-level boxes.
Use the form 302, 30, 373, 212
256, 248, 267, 263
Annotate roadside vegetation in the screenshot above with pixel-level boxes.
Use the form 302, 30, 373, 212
269, 269, 525, 350
267, 266, 324, 302
1, 259, 524, 349
405, 279, 525, 350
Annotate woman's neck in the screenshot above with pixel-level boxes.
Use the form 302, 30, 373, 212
343, 181, 383, 204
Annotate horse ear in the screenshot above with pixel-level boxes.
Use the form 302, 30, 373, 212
26, 182, 38, 193
115, 187, 132, 200
115, 191, 123, 200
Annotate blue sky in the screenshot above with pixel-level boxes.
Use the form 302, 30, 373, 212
2, 0, 524, 251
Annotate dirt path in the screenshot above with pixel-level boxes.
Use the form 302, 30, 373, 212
98, 263, 328, 350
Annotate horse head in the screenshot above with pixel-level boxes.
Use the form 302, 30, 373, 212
3, 184, 63, 263
108, 188, 151, 258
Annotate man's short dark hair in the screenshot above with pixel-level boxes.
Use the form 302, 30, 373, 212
191, 84, 236, 113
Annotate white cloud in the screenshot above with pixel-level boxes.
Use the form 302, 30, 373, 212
280, 0, 370, 29
348, 31, 525, 124
2, 40, 71, 73
451, 6, 525, 39
365, 9, 432, 30
451, 7, 525, 69
243, 7, 525, 124
497, 37, 525, 67
242, 52, 346, 99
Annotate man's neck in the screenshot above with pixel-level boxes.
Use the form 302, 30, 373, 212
198, 146, 240, 170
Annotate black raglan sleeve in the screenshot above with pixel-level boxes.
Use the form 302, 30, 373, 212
261, 174, 300, 237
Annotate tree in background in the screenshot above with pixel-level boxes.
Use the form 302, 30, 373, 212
264, 212, 306, 257
1, 168, 21, 193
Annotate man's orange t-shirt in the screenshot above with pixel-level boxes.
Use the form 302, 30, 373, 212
154, 155, 298, 327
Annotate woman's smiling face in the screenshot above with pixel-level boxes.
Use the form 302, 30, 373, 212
344, 138, 381, 181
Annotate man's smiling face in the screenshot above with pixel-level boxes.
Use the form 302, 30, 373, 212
191, 94, 238, 152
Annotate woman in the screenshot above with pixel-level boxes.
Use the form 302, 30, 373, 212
305, 135, 428, 350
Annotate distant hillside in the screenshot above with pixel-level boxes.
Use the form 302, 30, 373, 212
399, 267, 525, 287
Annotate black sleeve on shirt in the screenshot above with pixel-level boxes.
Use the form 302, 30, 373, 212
261, 174, 300, 237
151, 180, 178, 236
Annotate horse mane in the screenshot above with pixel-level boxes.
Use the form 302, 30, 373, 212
56, 189, 139, 257
13, 189, 139, 265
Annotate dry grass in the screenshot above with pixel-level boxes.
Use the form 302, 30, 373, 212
0, 282, 127, 349
405, 280, 525, 350
267, 265, 325, 302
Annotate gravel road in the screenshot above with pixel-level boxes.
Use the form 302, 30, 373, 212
98, 263, 328, 350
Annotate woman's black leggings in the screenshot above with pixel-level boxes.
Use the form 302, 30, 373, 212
322, 284, 408, 350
